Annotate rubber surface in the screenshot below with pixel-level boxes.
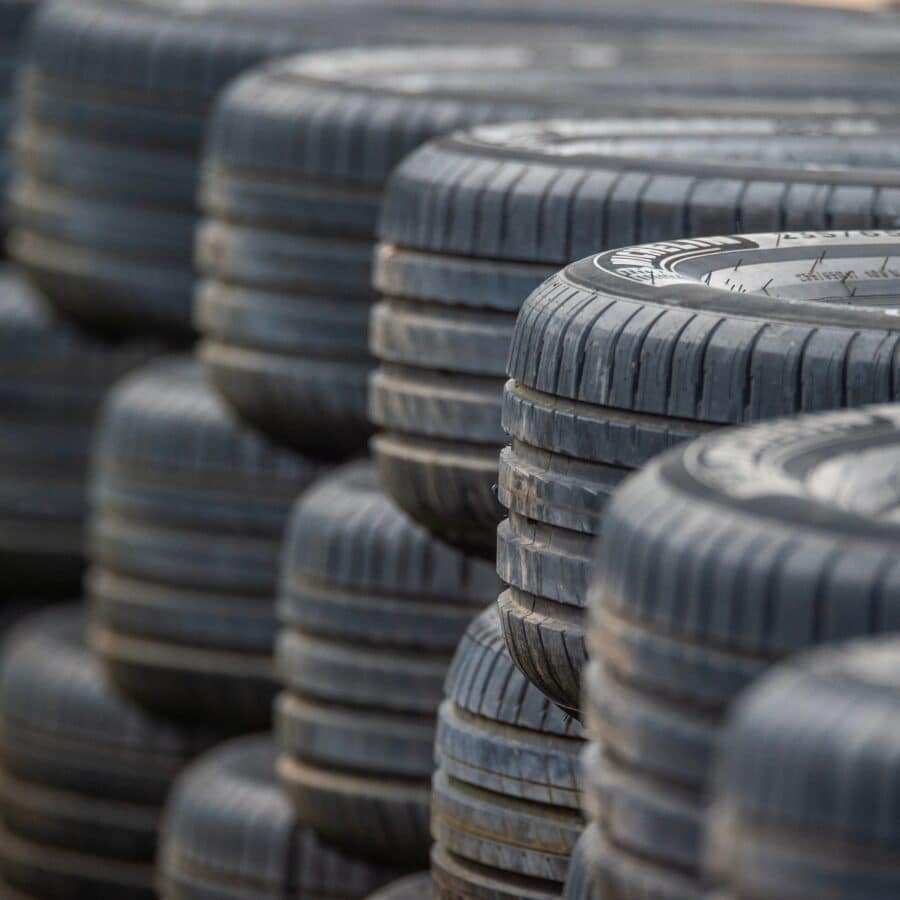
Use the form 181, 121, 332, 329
366, 873, 432, 900
374, 121, 900, 552
582, 403, 900, 898
159, 735, 399, 900
432, 608, 585, 895
709, 637, 900, 900
500, 228, 900, 716
276, 462, 497, 865
0, 606, 214, 899
88, 357, 323, 730
0, 265, 152, 594
8, 0, 435, 335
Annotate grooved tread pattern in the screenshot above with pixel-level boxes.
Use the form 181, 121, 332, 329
583, 404, 900, 898
277, 463, 497, 866
0, 606, 213, 899
433, 608, 585, 894
159, 735, 399, 900
88, 357, 323, 730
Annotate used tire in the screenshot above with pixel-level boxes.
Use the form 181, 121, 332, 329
375, 119, 900, 552
158, 735, 399, 900
7, 0, 432, 337
0, 606, 214, 899
708, 637, 900, 900
276, 461, 498, 866
562, 826, 601, 900
366, 873, 432, 900
88, 357, 324, 730
0, 265, 151, 594
431, 607, 585, 898
582, 402, 900, 899
500, 226, 900, 715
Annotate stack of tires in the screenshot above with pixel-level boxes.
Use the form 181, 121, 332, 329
86, 357, 324, 733
431, 607, 585, 899
579, 400, 900, 897
0, 607, 215, 897
709, 635, 900, 900
273, 462, 498, 870
7, 0, 474, 339
493, 211, 900, 717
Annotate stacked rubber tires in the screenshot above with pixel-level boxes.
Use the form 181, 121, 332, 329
6, 0, 411, 338
274, 462, 499, 868
709, 637, 900, 900
194, 43, 631, 457
580, 401, 900, 898
497, 220, 900, 717
0, 271, 151, 594
0, 607, 215, 898
430, 607, 585, 899
372, 119, 900, 561
158, 736, 401, 900
87, 358, 323, 732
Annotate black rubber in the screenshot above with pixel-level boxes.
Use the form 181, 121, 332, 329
196, 42, 645, 457
582, 402, 900, 898
0, 606, 214, 899
501, 228, 900, 716
366, 873, 432, 900
432, 607, 585, 895
0, 0, 38, 243
0, 265, 152, 594
88, 357, 323, 731
276, 462, 497, 866
374, 120, 900, 552
159, 735, 400, 900
8, 0, 431, 337
562, 825, 601, 900
708, 637, 900, 900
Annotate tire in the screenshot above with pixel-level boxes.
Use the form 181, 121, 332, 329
276, 462, 497, 865
0, 265, 151, 594
0, 606, 214, 899
583, 403, 900, 897
562, 825, 601, 900
88, 357, 323, 730
373, 120, 900, 555
432, 607, 585, 895
195, 43, 640, 457
159, 735, 400, 900
8, 1, 414, 336
709, 637, 900, 900
500, 222, 900, 715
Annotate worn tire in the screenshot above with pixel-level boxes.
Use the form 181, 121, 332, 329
0, 606, 214, 899
583, 402, 900, 897
562, 825, 601, 900
88, 357, 323, 730
502, 226, 900, 715
0, 266, 151, 594
367, 873, 432, 900
159, 735, 399, 900
8, 0, 421, 336
276, 462, 497, 865
708, 637, 900, 900
432, 608, 584, 895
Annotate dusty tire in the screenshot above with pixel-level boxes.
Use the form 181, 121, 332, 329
584, 402, 900, 897
276, 462, 497, 865
501, 226, 900, 715
88, 357, 323, 730
367, 873, 432, 900
8, 1, 414, 336
0, 266, 151, 594
709, 637, 900, 900
159, 735, 399, 900
0, 606, 214, 899
432, 608, 585, 896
